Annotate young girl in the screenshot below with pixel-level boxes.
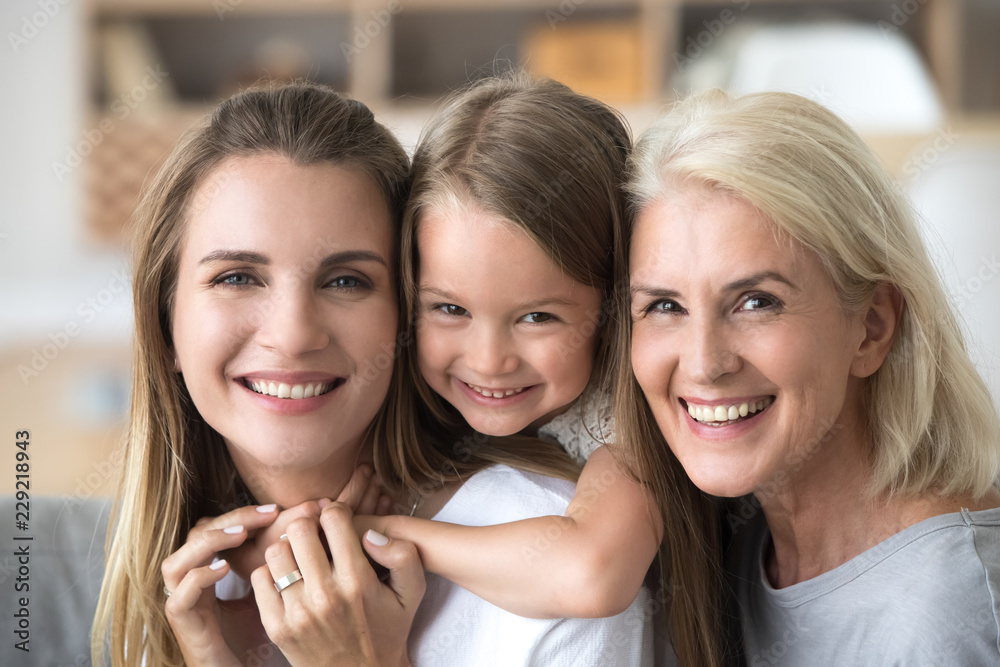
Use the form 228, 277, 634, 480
360, 73, 664, 625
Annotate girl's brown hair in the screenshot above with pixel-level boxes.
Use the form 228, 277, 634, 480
372, 72, 632, 501
93, 81, 410, 667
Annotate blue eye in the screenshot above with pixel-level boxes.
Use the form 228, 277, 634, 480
521, 312, 553, 324
740, 294, 780, 311
216, 273, 254, 287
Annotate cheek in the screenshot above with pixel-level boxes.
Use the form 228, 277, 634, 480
172, 293, 241, 373
750, 324, 841, 390
345, 301, 398, 361
415, 323, 454, 378
546, 328, 597, 385
630, 325, 667, 396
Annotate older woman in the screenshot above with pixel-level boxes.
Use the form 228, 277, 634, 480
615, 89, 1000, 665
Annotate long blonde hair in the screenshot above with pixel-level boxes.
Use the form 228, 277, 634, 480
615, 89, 1000, 667
92, 82, 410, 667
373, 72, 631, 499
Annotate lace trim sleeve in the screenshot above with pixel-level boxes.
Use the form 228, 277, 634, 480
537, 390, 615, 465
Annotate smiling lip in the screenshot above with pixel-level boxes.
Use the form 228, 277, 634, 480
456, 379, 538, 406
679, 395, 775, 437
237, 372, 346, 415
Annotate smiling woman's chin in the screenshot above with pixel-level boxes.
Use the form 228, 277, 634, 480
674, 452, 761, 499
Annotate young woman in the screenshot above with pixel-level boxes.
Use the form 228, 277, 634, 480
92, 81, 422, 667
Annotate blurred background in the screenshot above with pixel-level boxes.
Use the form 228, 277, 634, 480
2, 0, 999, 498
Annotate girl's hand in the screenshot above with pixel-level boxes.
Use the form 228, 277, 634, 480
251, 502, 426, 667
226, 464, 384, 580
161, 504, 279, 666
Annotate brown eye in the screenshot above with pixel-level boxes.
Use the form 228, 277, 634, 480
521, 312, 553, 324
647, 299, 681, 315
438, 304, 468, 317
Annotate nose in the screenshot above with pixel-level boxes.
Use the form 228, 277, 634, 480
254, 287, 331, 357
465, 323, 519, 378
681, 315, 741, 385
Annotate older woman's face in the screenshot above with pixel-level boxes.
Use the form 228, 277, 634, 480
629, 185, 868, 498
171, 155, 397, 474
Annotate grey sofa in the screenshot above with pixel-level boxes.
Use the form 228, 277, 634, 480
0, 495, 110, 666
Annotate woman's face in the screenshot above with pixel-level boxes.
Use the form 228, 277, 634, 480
629, 185, 868, 498
171, 155, 397, 476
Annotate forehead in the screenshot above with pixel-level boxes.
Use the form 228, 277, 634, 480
416, 198, 590, 301
630, 185, 813, 286
180, 155, 392, 262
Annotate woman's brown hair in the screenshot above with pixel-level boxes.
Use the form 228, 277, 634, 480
93, 81, 409, 667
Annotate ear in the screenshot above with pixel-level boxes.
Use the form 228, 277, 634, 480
850, 283, 904, 379
173, 353, 182, 373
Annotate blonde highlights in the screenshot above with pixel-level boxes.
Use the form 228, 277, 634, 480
93, 81, 409, 667
614, 88, 1000, 667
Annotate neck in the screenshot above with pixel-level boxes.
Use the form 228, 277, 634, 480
226, 436, 371, 509
755, 416, 993, 589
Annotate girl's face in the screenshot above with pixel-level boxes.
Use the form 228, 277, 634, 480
415, 197, 603, 437
171, 155, 397, 476
629, 185, 867, 499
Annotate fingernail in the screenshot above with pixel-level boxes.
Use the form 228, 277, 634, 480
365, 530, 389, 546
279, 533, 288, 541
223, 525, 243, 534
257, 504, 277, 513
210, 559, 227, 571
318, 498, 331, 509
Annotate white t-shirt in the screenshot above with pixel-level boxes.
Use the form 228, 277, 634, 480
408, 464, 657, 667
214, 465, 662, 666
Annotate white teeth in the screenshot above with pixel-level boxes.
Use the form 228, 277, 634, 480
246, 379, 335, 400
688, 397, 774, 424
467, 383, 527, 398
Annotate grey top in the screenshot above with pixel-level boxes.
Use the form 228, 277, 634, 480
732, 505, 1000, 666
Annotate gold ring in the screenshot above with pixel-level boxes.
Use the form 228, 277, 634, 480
273, 569, 304, 593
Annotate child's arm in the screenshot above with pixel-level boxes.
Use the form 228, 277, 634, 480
355, 446, 662, 619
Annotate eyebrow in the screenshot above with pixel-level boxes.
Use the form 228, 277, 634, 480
630, 271, 797, 299
418, 286, 578, 309
722, 271, 798, 292
199, 249, 387, 268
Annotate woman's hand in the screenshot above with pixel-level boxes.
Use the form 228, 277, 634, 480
251, 502, 426, 667
161, 504, 279, 666
226, 464, 387, 581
